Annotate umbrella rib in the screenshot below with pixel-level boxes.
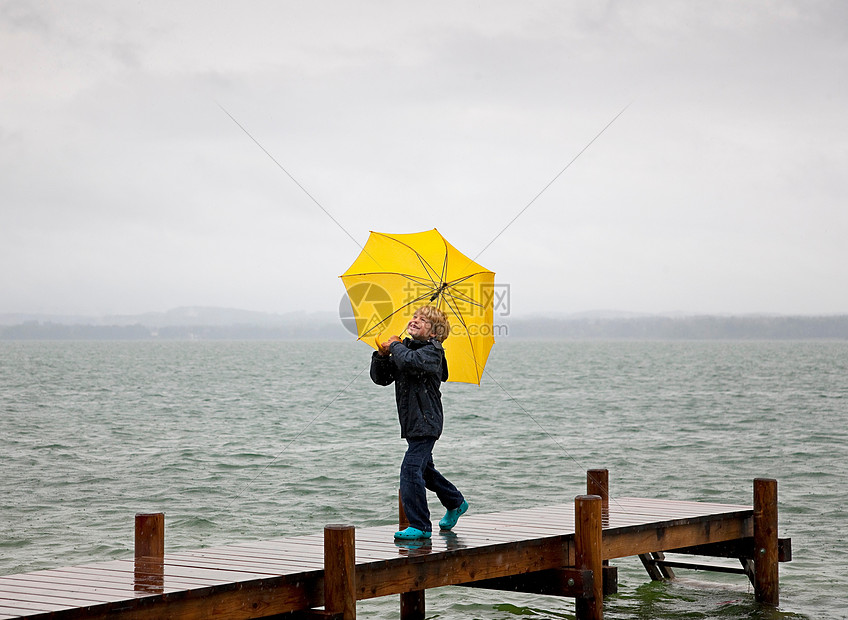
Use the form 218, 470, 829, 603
343, 270, 438, 286
344, 270, 490, 296
445, 272, 493, 288
441, 290, 475, 332
440, 286, 479, 311
417, 255, 440, 289
360, 289, 437, 338
441, 239, 449, 291
435, 273, 494, 311
440, 291, 483, 384
442, 278, 488, 309
372, 232, 442, 287
343, 270, 441, 312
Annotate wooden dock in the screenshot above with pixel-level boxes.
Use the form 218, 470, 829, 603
0, 471, 791, 620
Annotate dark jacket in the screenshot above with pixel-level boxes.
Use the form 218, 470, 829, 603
370, 338, 449, 438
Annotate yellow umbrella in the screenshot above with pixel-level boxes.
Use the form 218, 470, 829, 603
340, 229, 495, 385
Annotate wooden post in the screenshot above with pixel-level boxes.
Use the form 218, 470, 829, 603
324, 525, 356, 619
399, 490, 425, 620
398, 489, 410, 530
575, 495, 603, 620
586, 469, 609, 516
753, 478, 779, 606
134, 513, 164, 593
134, 513, 164, 559
587, 468, 611, 580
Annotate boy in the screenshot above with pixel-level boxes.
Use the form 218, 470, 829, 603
370, 305, 469, 540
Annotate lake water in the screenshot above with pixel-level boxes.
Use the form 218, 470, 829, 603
2, 340, 846, 619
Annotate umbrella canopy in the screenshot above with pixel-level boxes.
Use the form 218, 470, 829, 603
340, 229, 495, 385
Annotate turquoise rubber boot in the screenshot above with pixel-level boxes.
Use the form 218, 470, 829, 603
439, 500, 469, 530
394, 527, 432, 540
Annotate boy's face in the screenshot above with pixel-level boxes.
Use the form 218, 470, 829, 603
407, 313, 436, 341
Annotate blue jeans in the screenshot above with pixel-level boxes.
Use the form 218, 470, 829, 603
400, 437, 464, 532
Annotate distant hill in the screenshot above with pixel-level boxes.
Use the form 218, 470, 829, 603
504, 314, 848, 340
1, 308, 847, 340
0, 306, 337, 328
0, 307, 350, 340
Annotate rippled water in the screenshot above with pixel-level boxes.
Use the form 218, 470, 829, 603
2, 340, 846, 619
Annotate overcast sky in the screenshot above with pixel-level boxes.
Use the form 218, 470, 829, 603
2, 1, 846, 317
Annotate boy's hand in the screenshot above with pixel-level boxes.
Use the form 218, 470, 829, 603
378, 335, 401, 356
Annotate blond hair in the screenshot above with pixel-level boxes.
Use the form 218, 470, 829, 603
414, 305, 450, 342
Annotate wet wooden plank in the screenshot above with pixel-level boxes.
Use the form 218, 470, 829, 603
0, 595, 77, 614
0, 606, 43, 619
2, 570, 200, 597
23, 565, 223, 591
43, 561, 273, 587
0, 575, 137, 601
28, 560, 225, 583
0, 582, 120, 606
0, 577, 151, 601
167, 552, 324, 573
